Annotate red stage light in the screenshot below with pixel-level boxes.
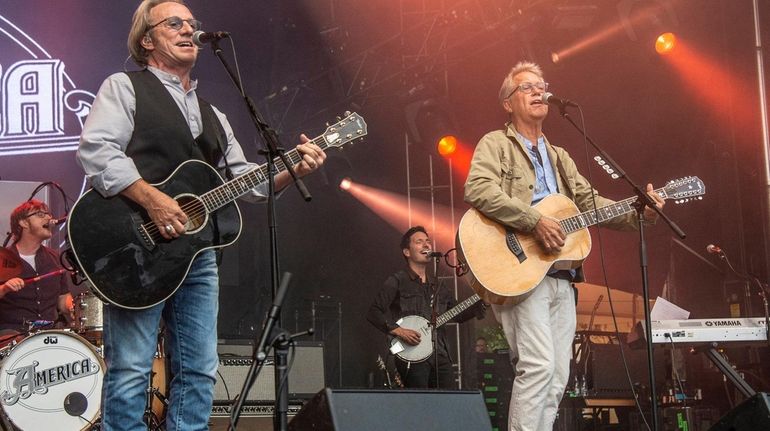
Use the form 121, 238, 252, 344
437, 135, 458, 157
339, 177, 352, 191
655, 32, 676, 55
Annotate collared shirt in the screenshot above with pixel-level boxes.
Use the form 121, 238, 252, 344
512, 128, 558, 204
77, 67, 267, 200
0, 246, 70, 332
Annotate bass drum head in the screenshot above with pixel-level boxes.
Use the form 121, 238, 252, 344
0, 330, 104, 431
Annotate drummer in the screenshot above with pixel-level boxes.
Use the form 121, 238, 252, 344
0, 200, 74, 337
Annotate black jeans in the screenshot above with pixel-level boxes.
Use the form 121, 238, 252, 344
395, 353, 454, 389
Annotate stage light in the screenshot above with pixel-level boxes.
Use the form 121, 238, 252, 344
404, 98, 459, 155
655, 32, 676, 54
339, 177, 352, 191
437, 135, 458, 157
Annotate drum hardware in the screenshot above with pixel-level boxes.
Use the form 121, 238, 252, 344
144, 329, 169, 431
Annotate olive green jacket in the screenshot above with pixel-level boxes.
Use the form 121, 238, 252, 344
464, 124, 638, 235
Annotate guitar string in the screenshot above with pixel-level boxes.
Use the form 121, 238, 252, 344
558, 185, 671, 234
138, 132, 348, 241
141, 117, 365, 239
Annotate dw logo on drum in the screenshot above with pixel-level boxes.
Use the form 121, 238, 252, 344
43, 336, 58, 345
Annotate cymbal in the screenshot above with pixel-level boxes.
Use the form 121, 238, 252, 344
0, 248, 23, 282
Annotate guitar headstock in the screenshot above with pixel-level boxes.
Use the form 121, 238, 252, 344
661, 176, 706, 204
322, 112, 368, 149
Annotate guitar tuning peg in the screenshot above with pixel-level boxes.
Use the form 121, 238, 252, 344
325, 122, 330, 127
344, 110, 351, 116
336, 116, 342, 121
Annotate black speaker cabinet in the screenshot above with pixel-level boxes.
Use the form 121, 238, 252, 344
288, 389, 492, 431
708, 392, 770, 431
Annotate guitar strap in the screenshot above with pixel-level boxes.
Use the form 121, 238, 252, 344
198, 98, 234, 181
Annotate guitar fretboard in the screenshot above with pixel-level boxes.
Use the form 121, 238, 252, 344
197, 113, 364, 212
558, 187, 669, 235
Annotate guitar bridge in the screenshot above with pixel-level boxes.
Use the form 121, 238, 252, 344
505, 230, 526, 264
133, 213, 156, 250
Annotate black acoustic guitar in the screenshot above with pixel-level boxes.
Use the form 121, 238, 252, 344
67, 112, 367, 309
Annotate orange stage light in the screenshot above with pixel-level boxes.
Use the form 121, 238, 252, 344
655, 32, 676, 54
437, 135, 458, 157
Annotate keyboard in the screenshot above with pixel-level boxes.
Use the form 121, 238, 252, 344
648, 318, 767, 345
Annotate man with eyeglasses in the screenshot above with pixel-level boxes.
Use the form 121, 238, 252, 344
0, 200, 74, 336
76, 1, 326, 429
463, 61, 664, 431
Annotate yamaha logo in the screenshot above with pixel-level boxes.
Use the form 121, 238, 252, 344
0, 14, 94, 157
704, 320, 742, 327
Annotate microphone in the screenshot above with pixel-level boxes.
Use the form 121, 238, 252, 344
706, 244, 723, 255
192, 30, 230, 47
44, 216, 66, 228
421, 250, 444, 258
542, 92, 578, 108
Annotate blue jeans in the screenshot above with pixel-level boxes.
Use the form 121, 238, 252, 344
101, 251, 219, 431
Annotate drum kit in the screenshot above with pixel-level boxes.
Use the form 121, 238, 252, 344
0, 249, 168, 431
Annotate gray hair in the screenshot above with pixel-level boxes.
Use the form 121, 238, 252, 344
498, 61, 544, 107
127, 0, 186, 67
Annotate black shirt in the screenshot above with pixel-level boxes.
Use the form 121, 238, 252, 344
366, 268, 483, 358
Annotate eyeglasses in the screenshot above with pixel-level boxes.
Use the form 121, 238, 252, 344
25, 211, 51, 219
148, 16, 202, 32
508, 81, 549, 98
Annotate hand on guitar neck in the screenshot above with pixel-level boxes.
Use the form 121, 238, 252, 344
390, 326, 421, 346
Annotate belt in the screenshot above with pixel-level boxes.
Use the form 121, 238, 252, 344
547, 270, 575, 283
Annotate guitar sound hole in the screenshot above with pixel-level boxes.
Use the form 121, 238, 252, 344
176, 194, 207, 233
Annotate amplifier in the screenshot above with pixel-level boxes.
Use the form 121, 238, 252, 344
209, 404, 302, 431
214, 341, 325, 403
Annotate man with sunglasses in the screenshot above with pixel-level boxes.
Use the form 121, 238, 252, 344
463, 62, 664, 431
76, 1, 326, 429
0, 200, 74, 335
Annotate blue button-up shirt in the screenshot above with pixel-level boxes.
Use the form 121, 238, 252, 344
513, 130, 558, 203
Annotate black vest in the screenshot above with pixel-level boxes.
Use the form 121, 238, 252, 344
125, 70, 227, 182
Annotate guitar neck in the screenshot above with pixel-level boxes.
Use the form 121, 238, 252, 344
200, 135, 330, 212
558, 186, 669, 235
436, 293, 481, 328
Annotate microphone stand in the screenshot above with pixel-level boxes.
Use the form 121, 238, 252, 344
556, 104, 686, 431
430, 254, 442, 388
206, 40, 310, 431
713, 248, 770, 348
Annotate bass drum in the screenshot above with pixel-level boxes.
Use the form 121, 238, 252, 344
0, 330, 104, 431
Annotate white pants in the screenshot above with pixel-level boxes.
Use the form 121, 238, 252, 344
492, 276, 576, 431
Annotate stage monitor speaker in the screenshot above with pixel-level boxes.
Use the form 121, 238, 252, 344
288, 389, 492, 431
708, 392, 770, 431
214, 342, 325, 403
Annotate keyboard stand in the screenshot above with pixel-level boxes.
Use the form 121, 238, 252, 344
696, 343, 756, 398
